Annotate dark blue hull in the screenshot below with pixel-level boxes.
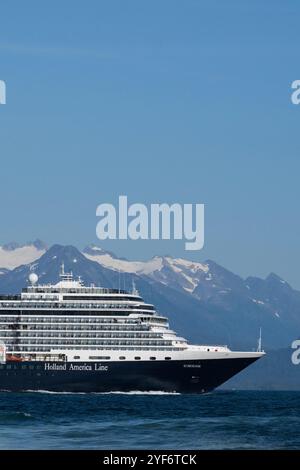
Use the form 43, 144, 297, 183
0, 357, 259, 393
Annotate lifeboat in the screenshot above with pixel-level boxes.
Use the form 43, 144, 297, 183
6, 354, 24, 362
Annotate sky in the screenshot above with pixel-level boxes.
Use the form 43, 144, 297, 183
0, 1, 300, 287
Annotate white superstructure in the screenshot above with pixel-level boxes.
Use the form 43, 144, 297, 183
0, 266, 263, 363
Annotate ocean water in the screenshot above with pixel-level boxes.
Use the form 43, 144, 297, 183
0, 390, 299, 450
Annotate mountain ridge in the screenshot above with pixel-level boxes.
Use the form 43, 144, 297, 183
0, 242, 299, 389
0, 243, 298, 350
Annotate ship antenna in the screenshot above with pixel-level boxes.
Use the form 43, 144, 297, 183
60, 263, 65, 277
132, 278, 139, 296
257, 327, 262, 352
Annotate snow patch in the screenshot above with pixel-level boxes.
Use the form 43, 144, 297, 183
84, 251, 164, 274
84, 248, 209, 291
0, 245, 46, 270
180, 272, 198, 292
165, 257, 209, 273
252, 299, 265, 305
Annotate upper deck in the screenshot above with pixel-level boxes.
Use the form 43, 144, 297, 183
0, 265, 159, 317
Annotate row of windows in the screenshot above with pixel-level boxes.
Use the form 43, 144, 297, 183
85, 355, 172, 361
1, 322, 149, 329
0, 325, 152, 332
0, 316, 167, 324
23, 287, 130, 294
63, 296, 147, 302
4, 339, 173, 346
0, 332, 163, 339
0, 304, 155, 312
8, 346, 181, 352
0, 309, 154, 317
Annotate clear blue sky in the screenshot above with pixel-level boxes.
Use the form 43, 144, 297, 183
0, 1, 300, 287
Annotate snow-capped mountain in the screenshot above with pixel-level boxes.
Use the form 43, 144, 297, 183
0, 239, 47, 270
1, 242, 298, 334
83, 244, 164, 274
83, 245, 210, 293
0, 243, 297, 390
82, 245, 296, 323
0, 242, 299, 350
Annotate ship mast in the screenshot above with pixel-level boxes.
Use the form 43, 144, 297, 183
257, 327, 262, 352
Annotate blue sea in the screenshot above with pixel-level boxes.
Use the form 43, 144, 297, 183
0, 391, 299, 450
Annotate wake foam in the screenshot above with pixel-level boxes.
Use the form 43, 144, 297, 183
24, 390, 180, 395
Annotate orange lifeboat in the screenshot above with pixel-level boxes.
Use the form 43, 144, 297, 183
6, 354, 24, 362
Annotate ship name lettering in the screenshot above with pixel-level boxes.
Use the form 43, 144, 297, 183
44, 363, 67, 371
183, 364, 201, 368
69, 363, 92, 371
94, 364, 108, 371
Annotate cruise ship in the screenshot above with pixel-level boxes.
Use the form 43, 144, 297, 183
0, 265, 264, 393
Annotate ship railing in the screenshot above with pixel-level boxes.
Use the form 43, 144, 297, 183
0, 302, 155, 310
187, 344, 229, 350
